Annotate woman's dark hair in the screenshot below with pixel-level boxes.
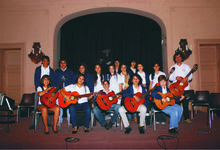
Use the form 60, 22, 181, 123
120, 63, 128, 73
75, 73, 87, 85
173, 51, 185, 63
93, 64, 103, 84
107, 63, 116, 76
77, 63, 88, 75
42, 55, 50, 62
39, 75, 52, 89
102, 80, 110, 85
158, 75, 167, 83
128, 74, 142, 86
150, 63, 160, 81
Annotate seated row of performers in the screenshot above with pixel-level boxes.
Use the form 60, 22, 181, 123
37, 73, 184, 135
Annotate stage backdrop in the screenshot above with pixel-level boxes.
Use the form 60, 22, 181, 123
60, 12, 162, 75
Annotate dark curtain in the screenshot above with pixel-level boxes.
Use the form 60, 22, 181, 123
60, 12, 162, 75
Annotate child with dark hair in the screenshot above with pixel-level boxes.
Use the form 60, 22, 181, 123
37, 75, 60, 134
119, 74, 148, 134
151, 75, 184, 135
60, 74, 93, 134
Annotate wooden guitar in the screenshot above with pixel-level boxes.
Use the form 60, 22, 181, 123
153, 92, 189, 109
124, 84, 159, 113
40, 76, 66, 108
96, 90, 124, 111
58, 91, 101, 108
169, 64, 198, 97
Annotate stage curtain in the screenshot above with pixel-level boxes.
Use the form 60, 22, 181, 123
60, 12, 162, 75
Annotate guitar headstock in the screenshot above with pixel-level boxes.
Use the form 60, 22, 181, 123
192, 64, 198, 72
169, 67, 175, 74
62, 76, 67, 81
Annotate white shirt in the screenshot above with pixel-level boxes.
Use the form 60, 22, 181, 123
94, 74, 104, 92
37, 86, 47, 105
64, 84, 90, 104
162, 86, 168, 94
138, 71, 146, 84
169, 63, 192, 90
149, 71, 166, 88
109, 74, 123, 104
109, 74, 123, 94
130, 68, 136, 74
133, 85, 143, 94
40, 64, 50, 78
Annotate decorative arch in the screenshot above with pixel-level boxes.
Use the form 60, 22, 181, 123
53, 7, 167, 71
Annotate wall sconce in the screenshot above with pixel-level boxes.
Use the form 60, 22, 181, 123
28, 42, 45, 64
175, 39, 192, 61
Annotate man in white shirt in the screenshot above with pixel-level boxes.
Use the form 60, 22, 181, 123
169, 52, 192, 124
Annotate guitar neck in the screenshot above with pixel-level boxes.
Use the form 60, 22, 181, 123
52, 78, 66, 94
140, 84, 158, 99
75, 93, 93, 99
111, 90, 124, 99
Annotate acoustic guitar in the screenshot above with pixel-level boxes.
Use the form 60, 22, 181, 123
169, 64, 198, 97
124, 84, 159, 113
58, 91, 101, 108
153, 92, 189, 109
40, 76, 66, 108
96, 90, 124, 111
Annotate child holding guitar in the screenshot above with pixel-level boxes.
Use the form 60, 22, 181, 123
93, 80, 121, 130
60, 74, 93, 134
119, 74, 147, 134
151, 75, 184, 135
37, 75, 60, 134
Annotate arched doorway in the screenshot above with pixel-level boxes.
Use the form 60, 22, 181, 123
53, 7, 167, 73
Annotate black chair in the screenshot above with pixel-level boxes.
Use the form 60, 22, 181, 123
16, 93, 35, 122
191, 91, 210, 125
208, 93, 220, 128
0, 95, 17, 132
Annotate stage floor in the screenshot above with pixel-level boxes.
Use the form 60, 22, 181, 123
0, 111, 220, 149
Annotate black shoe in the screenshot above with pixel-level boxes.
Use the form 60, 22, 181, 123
72, 127, 78, 134
124, 127, 132, 134
84, 128, 89, 133
28, 125, 34, 130
104, 123, 110, 130
108, 121, 114, 129
138, 126, 145, 134
44, 131, 49, 135
169, 128, 179, 135
72, 130, 77, 134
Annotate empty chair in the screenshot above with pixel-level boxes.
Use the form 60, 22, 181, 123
17, 93, 35, 122
150, 107, 162, 131
191, 91, 210, 125
185, 90, 195, 102
208, 93, 220, 128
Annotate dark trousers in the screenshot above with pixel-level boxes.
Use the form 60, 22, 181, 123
69, 102, 91, 128
176, 90, 190, 120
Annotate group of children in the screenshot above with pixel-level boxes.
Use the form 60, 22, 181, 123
34, 51, 192, 135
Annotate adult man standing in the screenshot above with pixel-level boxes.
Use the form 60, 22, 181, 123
169, 52, 193, 124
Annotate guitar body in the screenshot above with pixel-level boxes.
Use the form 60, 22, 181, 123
124, 92, 145, 113
154, 92, 175, 109
40, 87, 59, 108
96, 92, 118, 111
58, 91, 79, 108
169, 77, 188, 97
